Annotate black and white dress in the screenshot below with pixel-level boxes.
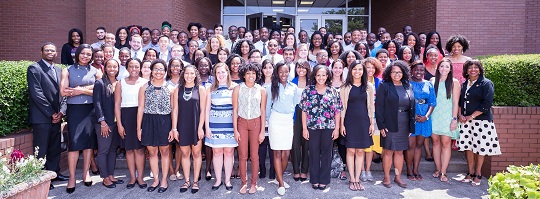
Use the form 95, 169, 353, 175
141, 81, 172, 147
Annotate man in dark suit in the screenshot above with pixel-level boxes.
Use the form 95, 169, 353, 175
27, 42, 69, 190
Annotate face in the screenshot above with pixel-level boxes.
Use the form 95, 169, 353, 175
243, 70, 257, 84
170, 60, 182, 76
452, 42, 463, 55
230, 57, 241, 73
206, 29, 215, 38
96, 29, 105, 40
250, 52, 262, 64
352, 31, 361, 43
103, 47, 114, 61
278, 65, 289, 83
118, 29, 128, 41
387, 42, 396, 55
142, 30, 151, 43
105, 33, 116, 45
356, 44, 367, 57
127, 60, 141, 77
334, 35, 343, 43
402, 48, 412, 61
131, 29, 140, 35
190, 26, 199, 38
315, 68, 328, 86
419, 34, 427, 46
159, 37, 169, 50
152, 63, 166, 80
344, 32, 352, 44
287, 27, 295, 34
271, 31, 280, 41
411, 65, 426, 80
215, 65, 229, 84
319, 28, 327, 35
198, 59, 210, 75
438, 61, 452, 76
351, 64, 363, 80
240, 42, 250, 55
41, 45, 57, 62
93, 51, 104, 65
346, 52, 356, 66
178, 33, 188, 45
268, 40, 279, 54
428, 51, 438, 64
130, 37, 142, 50
188, 42, 198, 54
104, 60, 119, 77
228, 26, 238, 39
332, 62, 343, 77
237, 27, 245, 38
403, 26, 412, 35
467, 64, 480, 79
299, 32, 308, 43
381, 33, 391, 43
312, 34, 322, 47
394, 33, 404, 44
170, 31, 179, 43
253, 30, 260, 42
296, 65, 307, 77
194, 50, 205, 60
260, 28, 269, 41
326, 34, 334, 44
360, 30, 368, 40
162, 27, 171, 37
78, 48, 92, 65
407, 35, 416, 47
430, 34, 439, 45
183, 67, 196, 83
141, 62, 151, 76
316, 52, 328, 64
199, 27, 207, 39
330, 42, 340, 55
377, 53, 388, 66
119, 51, 131, 66
210, 38, 220, 51
365, 62, 376, 77
214, 26, 223, 35
298, 46, 308, 59
283, 50, 294, 63
262, 63, 274, 78
390, 66, 403, 83
367, 33, 376, 46
145, 50, 157, 61
218, 50, 228, 63
244, 32, 253, 42
151, 30, 160, 43
171, 47, 183, 58
378, 27, 386, 35
71, 32, 81, 44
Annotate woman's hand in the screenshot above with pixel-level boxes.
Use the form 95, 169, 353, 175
450, 120, 457, 131
173, 129, 179, 142
303, 128, 309, 140
332, 129, 339, 140
70, 86, 86, 96
118, 125, 126, 139
259, 133, 265, 144
380, 128, 388, 137
168, 130, 175, 142
100, 123, 110, 138
340, 126, 346, 137
458, 115, 467, 123
197, 127, 204, 140
137, 129, 142, 141
234, 130, 241, 143
369, 124, 374, 136
415, 115, 428, 123
206, 130, 212, 139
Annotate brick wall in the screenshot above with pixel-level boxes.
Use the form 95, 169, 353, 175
371, 0, 436, 38
0, 0, 85, 62
0, 130, 34, 156
483, 107, 540, 176
525, 0, 540, 54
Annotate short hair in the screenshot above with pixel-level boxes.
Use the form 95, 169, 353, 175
41, 42, 56, 52
238, 62, 262, 83
141, 27, 151, 35
179, 64, 202, 87
126, 58, 142, 77
423, 44, 440, 63
309, 65, 332, 86
248, 49, 262, 59
462, 59, 484, 79
376, 48, 390, 57
364, 57, 383, 77
96, 27, 106, 32
445, 34, 470, 54
187, 22, 202, 32
403, 25, 412, 32
131, 34, 142, 42
74, 44, 92, 64
282, 46, 295, 54
226, 54, 246, 72
382, 60, 410, 85
161, 21, 172, 30
214, 24, 223, 30
68, 28, 84, 47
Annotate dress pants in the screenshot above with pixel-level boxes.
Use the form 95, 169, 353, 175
258, 136, 275, 178
32, 123, 62, 173
308, 129, 333, 185
95, 124, 118, 178
292, 106, 309, 174
237, 117, 261, 186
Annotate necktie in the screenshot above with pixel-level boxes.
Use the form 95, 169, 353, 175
134, 51, 138, 59
50, 65, 57, 82
231, 41, 234, 51
271, 55, 275, 64
262, 42, 267, 56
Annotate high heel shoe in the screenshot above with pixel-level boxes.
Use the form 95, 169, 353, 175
205, 172, 212, 181
84, 181, 93, 187
66, 187, 75, 194
91, 169, 100, 175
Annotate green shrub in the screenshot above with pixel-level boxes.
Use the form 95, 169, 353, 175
488, 164, 540, 199
0, 61, 34, 137
479, 54, 540, 106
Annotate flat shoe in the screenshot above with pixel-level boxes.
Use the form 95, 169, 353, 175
180, 181, 191, 193
277, 186, 285, 195
300, 177, 308, 182
318, 185, 327, 190
382, 183, 392, 188
84, 181, 93, 187
147, 182, 160, 192
225, 183, 233, 190
191, 181, 200, 194
312, 184, 319, 189
126, 183, 136, 189
102, 182, 116, 188
158, 186, 168, 193
211, 182, 223, 191
394, 179, 407, 188
112, 179, 124, 184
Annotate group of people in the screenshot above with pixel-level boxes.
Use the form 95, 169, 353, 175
27, 21, 501, 196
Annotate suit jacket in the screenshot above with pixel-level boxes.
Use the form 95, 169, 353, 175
93, 79, 116, 127
459, 76, 494, 121
375, 81, 416, 133
27, 60, 67, 124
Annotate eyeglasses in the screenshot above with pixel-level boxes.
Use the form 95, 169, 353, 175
317, 55, 328, 58
268, 44, 278, 47
153, 68, 166, 72
391, 71, 403, 75
171, 65, 182, 68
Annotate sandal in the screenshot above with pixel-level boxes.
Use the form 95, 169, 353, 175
461, 173, 475, 183
440, 173, 449, 182
169, 174, 177, 181
471, 175, 482, 186
349, 181, 357, 191
179, 180, 191, 193
239, 184, 248, 194
414, 173, 423, 181
191, 181, 199, 194
339, 172, 347, 180
432, 170, 441, 178
355, 182, 365, 191
407, 174, 416, 181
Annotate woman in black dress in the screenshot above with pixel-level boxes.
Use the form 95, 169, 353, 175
375, 60, 415, 189
339, 60, 375, 191
172, 65, 207, 193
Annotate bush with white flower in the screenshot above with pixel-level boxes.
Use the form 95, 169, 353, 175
0, 147, 46, 194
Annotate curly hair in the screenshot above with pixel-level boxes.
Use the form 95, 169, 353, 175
338, 50, 363, 68
364, 57, 383, 77
397, 45, 416, 64
445, 34, 469, 55
309, 65, 332, 86
225, 54, 245, 74
462, 59, 484, 79
233, 39, 255, 57
179, 64, 201, 87
382, 60, 410, 85
238, 62, 262, 83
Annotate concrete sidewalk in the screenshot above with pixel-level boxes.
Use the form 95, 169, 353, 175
48, 168, 490, 199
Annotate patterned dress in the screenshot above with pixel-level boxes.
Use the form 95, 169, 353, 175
431, 82, 459, 139
410, 80, 437, 137
205, 85, 237, 147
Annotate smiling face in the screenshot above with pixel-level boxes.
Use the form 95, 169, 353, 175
260, 28, 269, 42
119, 50, 130, 66
151, 30, 160, 43
411, 64, 425, 81
452, 42, 463, 56
402, 47, 412, 62
190, 26, 199, 38
387, 42, 396, 55
72, 32, 81, 45
244, 32, 253, 42
283, 50, 294, 63
365, 62, 375, 77
170, 30, 179, 44
127, 60, 141, 78
285, 34, 295, 47
230, 57, 241, 73
171, 46, 183, 59
141, 61, 151, 77
103, 46, 114, 61
217, 50, 228, 63
438, 61, 452, 77
93, 51, 104, 65
376, 52, 388, 66
130, 36, 142, 51
262, 63, 274, 78
78, 48, 93, 65
351, 63, 363, 80
467, 64, 480, 79
41, 44, 57, 62
346, 52, 356, 66
249, 51, 262, 64
152, 63, 166, 80
427, 51, 438, 64
356, 44, 367, 57
244, 70, 257, 84
105, 33, 116, 45
240, 41, 250, 55
178, 32, 188, 45
96, 29, 106, 40
315, 67, 328, 86
278, 65, 289, 83
296, 64, 307, 77
142, 30, 151, 43
215, 65, 229, 84
299, 31, 308, 43
332, 61, 344, 78
419, 33, 427, 47
214, 26, 223, 35
268, 40, 279, 54
430, 34, 439, 45
159, 37, 170, 50
210, 37, 220, 51
145, 50, 157, 61
118, 29, 128, 41
330, 42, 340, 55
394, 33, 404, 44
162, 27, 171, 37
169, 60, 182, 76
183, 67, 196, 84
104, 59, 119, 78
198, 59, 210, 75
407, 35, 416, 47
390, 66, 403, 84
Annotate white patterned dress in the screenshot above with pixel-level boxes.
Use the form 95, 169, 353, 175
205, 85, 238, 147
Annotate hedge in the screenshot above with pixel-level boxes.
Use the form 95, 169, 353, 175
0, 55, 538, 136
479, 54, 540, 106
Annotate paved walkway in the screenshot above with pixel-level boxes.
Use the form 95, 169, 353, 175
48, 168, 490, 199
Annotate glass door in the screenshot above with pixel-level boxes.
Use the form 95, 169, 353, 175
276, 13, 295, 32
296, 15, 320, 37
322, 15, 348, 36
246, 12, 263, 31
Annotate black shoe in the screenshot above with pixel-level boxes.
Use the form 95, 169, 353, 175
126, 183, 136, 189
300, 177, 308, 182
205, 172, 212, 181
293, 176, 300, 181
112, 179, 124, 184
158, 186, 168, 193
318, 185, 327, 190
53, 174, 69, 181
312, 184, 319, 190
191, 181, 199, 194
91, 169, 100, 175
147, 183, 160, 192
211, 182, 223, 190
84, 181, 93, 187
66, 187, 75, 194
373, 157, 382, 164
138, 182, 148, 189
102, 182, 116, 188
225, 183, 233, 191
49, 184, 54, 190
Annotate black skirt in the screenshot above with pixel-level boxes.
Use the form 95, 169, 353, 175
67, 104, 97, 151
121, 107, 143, 150
141, 113, 172, 147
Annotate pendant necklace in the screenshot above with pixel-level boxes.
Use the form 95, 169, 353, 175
183, 87, 193, 101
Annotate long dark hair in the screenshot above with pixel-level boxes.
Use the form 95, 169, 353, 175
114, 27, 130, 49
309, 65, 332, 86
434, 58, 454, 99
74, 44, 92, 65
425, 31, 445, 56
270, 62, 288, 101
342, 60, 367, 92
68, 28, 84, 47
103, 59, 119, 96
179, 64, 201, 87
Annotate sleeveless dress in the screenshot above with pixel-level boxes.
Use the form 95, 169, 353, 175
452, 62, 466, 84
141, 81, 172, 147
411, 80, 436, 137
431, 82, 459, 139
344, 85, 373, 148
381, 85, 410, 151
178, 86, 201, 146
66, 65, 97, 151
120, 78, 147, 150
205, 85, 237, 148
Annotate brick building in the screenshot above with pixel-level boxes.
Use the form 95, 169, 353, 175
0, 0, 538, 61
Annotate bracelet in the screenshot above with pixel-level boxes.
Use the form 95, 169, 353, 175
101, 124, 108, 127
172, 128, 177, 131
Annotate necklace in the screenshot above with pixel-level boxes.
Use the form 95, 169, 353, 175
183, 87, 193, 101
